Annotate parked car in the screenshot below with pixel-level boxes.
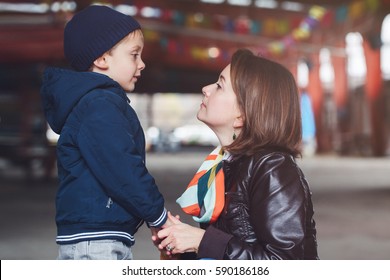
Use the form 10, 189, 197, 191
145, 124, 219, 153
0, 92, 56, 180
145, 126, 180, 153
170, 124, 219, 147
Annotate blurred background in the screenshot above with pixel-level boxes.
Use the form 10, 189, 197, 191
0, 0, 390, 260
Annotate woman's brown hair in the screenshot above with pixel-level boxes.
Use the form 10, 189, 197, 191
225, 49, 302, 157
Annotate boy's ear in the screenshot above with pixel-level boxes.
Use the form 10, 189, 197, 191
92, 54, 109, 70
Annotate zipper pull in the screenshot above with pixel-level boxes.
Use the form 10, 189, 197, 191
106, 197, 113, 208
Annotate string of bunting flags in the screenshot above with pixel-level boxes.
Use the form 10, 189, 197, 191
134, 0, 382, 61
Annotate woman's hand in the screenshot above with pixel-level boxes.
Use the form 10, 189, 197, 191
151, 211, 182, 259
157, 212, 205, 255
150, 211, 180, 244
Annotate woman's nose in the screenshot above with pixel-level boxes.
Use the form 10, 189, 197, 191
202, 85, 211, 96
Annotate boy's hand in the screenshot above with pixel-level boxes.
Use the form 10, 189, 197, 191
150, 227, 161, 247
162, 211, 180, 228
150, 211, 180, 250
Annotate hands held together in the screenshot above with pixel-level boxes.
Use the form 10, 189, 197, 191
151, 212, 205, 258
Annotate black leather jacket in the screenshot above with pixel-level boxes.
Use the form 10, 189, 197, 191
197, 149, 319, 260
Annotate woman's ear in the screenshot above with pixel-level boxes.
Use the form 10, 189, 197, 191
233, 116, 244, 129
92, 54, 109, 70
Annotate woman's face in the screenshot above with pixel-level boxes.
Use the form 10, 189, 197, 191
197, 64, 242, 139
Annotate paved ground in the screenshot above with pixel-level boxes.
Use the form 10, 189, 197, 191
1, 150, 390, 260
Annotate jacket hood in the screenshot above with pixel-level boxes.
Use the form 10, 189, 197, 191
40, 67, 124, 134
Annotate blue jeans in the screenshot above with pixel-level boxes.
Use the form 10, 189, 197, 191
57, 239, 133, 260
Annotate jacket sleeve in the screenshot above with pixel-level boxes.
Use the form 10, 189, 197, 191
76, 93, 167, 227
198, 153, 311, 259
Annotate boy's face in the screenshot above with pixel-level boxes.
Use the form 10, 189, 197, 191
103, 30, 145, 92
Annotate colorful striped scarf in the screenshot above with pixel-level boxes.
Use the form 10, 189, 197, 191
176, 146, 225, 224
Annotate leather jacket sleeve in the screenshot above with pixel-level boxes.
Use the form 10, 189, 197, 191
197, 152, 318, 260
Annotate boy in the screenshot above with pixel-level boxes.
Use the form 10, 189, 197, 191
40, 5, 168, 260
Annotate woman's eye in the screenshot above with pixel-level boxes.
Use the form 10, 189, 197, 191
216, 83, 221, 89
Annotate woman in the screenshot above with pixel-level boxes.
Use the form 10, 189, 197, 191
157, 49, 319, 260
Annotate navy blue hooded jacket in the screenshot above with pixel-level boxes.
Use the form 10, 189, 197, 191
40, 67, 167, 246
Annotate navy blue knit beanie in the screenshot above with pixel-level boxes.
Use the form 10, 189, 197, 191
64, 5, 141, 71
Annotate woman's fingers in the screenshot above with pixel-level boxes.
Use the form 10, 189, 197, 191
157, 226, 170, 239
158, 220, 203, 254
